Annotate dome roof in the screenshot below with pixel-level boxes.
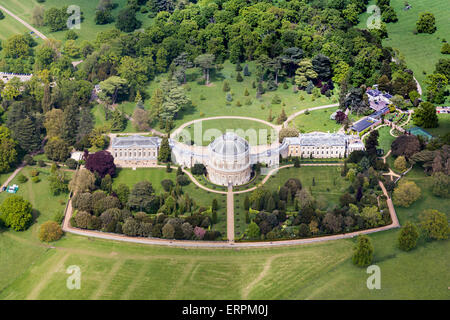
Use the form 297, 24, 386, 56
209, 132, 249, 156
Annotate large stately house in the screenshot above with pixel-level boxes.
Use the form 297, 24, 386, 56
283, 132, 365, 158
0, 72, 33, 83
110, 135, 161, 167
109, 132, 364, 186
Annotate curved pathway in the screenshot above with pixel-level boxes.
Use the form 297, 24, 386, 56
171, 115, 282, 140
0, 162, 25, 193
283, 103, 339, 128
61, 161, 402, 248
0, 4, 48, 40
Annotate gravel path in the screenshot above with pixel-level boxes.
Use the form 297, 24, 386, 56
0, 4, 48, 40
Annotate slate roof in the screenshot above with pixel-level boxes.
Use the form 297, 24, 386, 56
111, 135, 161, 148
285, 132, 349, 147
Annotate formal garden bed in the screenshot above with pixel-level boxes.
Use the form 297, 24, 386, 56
235, 155, 393, 241
70, 159, 227, 241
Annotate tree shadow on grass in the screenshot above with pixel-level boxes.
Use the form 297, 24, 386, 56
31, 209, 41, 225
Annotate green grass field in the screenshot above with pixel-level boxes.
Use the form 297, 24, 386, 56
177, 118, 276, 146
292, 107, 341, 133
0, 0, 153, 43
0, 165, 448, 299
137, 61, 339, 130
264, 166, 350, 208
112, 167, 177, 194
377, 125, 396, 153
0, 9, 30, 41
426, 113, 450, 138
358, 0, 450, 99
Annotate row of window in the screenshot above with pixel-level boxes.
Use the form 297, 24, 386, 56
114, 151, 157, 158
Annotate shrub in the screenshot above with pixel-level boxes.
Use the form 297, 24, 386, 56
0, 196, 33, 231
122, 218, 140, 236
161, 179, 174, 192
441, 42, 450, 54
39, 221, 63, 242
74, 211, 92, 229
393, 181, 421, 207
38, 160, 46, 167
222, 80, 230, 92
24, 155, 35, 166
17, 174, 28, 183
31, 176, 41, 183
352, 235, 373, 267
65, 158, 78, 169
398, 222, 419, 251
162, 222, 175, 239
271, 94, 281, 104
394, 156, 407, 172
65, 30, 78, 40
419, 209, 449, 240
176, 174, 190, 186
193, 226, 206, 239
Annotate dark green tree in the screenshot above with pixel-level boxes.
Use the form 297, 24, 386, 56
158, 137, 171, 163
398, 221, 419, 251
352, 235, 374, 267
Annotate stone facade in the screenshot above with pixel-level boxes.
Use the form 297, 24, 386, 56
207, 133, 252, 186
110, 135, 161, 167
283, 132, 365, 158
110, 132, 364, 186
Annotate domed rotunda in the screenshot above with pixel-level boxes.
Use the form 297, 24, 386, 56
207, 132, 252, 186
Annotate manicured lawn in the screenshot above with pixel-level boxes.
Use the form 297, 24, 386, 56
358, 0, 450, 100
112, 167, 177, 194
0, 166, 71, 223
377, 125, 396, 154
0, 165, 71, 292
292, 107, 341, 133
0, 171, 14, 186
263, 166, 349, 208
0, 9, 30, 41
177, 118, 276, 146
141, 61, 339, 130
0, 225, 448, 299
394, 167, 450, 224
426, 113, 450, 138
0, 165, 448, 300
0, 0, 153, 43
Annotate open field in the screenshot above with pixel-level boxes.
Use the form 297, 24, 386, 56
377, 126, 396, 153
426, 114, 450, 138
0, 164, 448, 299
112, 168, 177, 194
136, 61, 339, 130
0, 223, 448, 299
177, 118, 276, 146
0, 0, 153, 43
395, 167, 450, 224
358, 0, 450, 99
0, 8, 30, 41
